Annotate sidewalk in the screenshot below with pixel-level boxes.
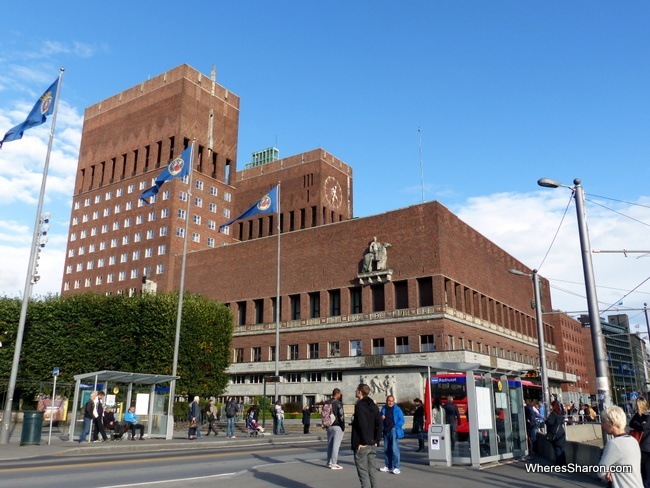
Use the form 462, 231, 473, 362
0, 423, 326, 462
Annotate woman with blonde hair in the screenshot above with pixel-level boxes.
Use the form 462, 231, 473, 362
599, 405, 643, 488
630, 397, 650, 487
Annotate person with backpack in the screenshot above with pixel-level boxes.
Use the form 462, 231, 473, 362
379, 395, 405, 474
325, 388, 345, 470
225, 397, 238, 438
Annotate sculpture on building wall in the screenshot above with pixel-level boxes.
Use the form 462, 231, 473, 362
362, 237, 391, 273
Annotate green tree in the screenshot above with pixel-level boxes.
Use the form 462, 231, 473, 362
0, 292, 233, 405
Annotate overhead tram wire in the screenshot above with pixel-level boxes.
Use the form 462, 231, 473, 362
537, 191, 574, 272
588, 193, 650, 210
585, 198, 650, 228
600, 275, 650, 315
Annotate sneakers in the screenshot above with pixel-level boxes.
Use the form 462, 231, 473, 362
330, 464, 343, 470
392, 469, 401, 475
326, 463, 332, 468
380, 466, 391, 472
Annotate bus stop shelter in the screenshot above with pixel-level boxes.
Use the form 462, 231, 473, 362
415, 361, 528, 468
68, 370, 179, 442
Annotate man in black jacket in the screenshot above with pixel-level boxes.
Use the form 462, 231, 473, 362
351, 384, 382, 488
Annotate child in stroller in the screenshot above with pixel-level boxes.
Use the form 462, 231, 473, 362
246, 407, 265, 436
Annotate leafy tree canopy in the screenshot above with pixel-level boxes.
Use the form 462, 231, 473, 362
0, 292, 233, 403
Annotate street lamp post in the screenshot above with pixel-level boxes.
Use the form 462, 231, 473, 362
509, 268, 551, 417
538, 178, 612, 414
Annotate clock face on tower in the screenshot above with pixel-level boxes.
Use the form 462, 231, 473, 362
324, 176, 342, 208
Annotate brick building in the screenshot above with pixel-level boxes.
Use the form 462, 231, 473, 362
62, 64, 580, 406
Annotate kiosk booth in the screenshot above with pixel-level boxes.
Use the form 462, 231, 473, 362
68, 370, 179, 441
418, 361, 528, 468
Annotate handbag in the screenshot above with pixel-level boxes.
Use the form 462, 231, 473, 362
546, 432, 557, 443
630, 430, 644, 443
189, 420, 198, 429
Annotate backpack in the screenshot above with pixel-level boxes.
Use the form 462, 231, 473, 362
225, 401, 237, 418
322, 402, 336, 427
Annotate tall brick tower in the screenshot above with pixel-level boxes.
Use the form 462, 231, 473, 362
62, 64, 240, 295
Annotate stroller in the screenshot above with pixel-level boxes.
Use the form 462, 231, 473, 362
246, 417, 265, 437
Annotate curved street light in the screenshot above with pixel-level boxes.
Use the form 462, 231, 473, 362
537, 177, 612, 415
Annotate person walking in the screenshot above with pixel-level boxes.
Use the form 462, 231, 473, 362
545, 400, 566, 466
92, 391, 108, 442
443, 395, 460, 452
205, 398, 219, 437
326, 388, 345, 469
412, 398, 425, 452
188, 396, 201, 440
302, 404, 311, 434
379, 395, 405, 474
351, 384, 382, 488
629, 397, 650, 487
225, 397, 238, 438
599, 405, 643, 488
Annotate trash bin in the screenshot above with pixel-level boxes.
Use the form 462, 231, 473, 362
20, 411, 44, 446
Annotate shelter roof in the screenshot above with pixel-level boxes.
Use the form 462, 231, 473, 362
73, 370, 178, 385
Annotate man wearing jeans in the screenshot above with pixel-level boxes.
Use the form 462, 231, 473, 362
225, 398, 237, 438
351, 384, 382, 488
326, 388, 345, 469
379, 395, 405, 474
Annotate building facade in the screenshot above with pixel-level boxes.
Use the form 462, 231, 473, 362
62, 64, 582, 406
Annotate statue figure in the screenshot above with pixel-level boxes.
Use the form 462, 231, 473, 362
383, 374, 396, 398
362, 237, 391, 272
370, 375, 383, 396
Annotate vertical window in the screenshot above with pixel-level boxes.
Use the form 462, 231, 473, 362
396, 336, 409, 354
254, 299, 264, 324
309, 292, 320, 319
290, 294, 300, 320
350, 340, 363, 357
289, 344, 299, 360
371, 284, 385, 312
234, 348, 244, 363
417, 276, 434, 307
349, 287, 362, 314
420, 334, 435, 352
329, 289, 341, 317
394, 280, 409, 309
237, 301, 247, 326
328, 341, 340, 358
309, 343, 320, 359
372, 338, 385, 355
252, 347, 262, 362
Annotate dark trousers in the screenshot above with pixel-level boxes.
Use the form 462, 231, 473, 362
92, 417, 107, 441
206, 418, 218, 436
303, 423, 310, 434
126, 422, 144, 439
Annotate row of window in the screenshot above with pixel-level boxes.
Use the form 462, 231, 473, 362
62, 264, 165, 290
73, 179, 231, 210
67, 229, 218, 261
233, 278, 434, 326
66, 246, 168, 273
232, 336, 436, 363
233, 334, 558, 371
231, 371, 342, 385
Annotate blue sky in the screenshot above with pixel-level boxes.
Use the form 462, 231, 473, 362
1, 1, 649, 331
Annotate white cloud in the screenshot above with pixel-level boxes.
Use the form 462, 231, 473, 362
456, 191, 650, 325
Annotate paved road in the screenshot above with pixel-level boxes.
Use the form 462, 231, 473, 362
0, 428, 602, 488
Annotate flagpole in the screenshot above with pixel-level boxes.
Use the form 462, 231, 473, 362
0, 68, 65, 444
274, 183, 281, 402
166, 141, 194, 439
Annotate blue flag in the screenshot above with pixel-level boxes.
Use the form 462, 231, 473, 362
140, 145, 192, 204
0, 78, 59, 149
219, 185, 278, 231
